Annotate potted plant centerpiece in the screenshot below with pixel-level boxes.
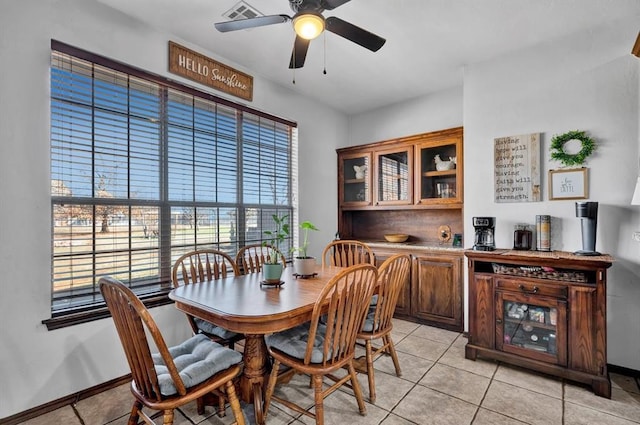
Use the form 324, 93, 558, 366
291, 220, 319, 276
262, 213, 290, 284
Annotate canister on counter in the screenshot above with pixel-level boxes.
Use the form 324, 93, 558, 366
513, 224, 532, 250
536, 215, 551, 251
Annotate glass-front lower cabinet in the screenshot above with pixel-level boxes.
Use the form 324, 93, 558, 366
495, 291, 567, 366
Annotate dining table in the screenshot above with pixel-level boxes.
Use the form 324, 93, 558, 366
168, 263, 344, 425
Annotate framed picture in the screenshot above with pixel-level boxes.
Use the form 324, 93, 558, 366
549, 168, 588, 200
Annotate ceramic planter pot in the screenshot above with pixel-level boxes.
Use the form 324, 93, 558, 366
293, 257, 316, 276
263, 263, 283, 283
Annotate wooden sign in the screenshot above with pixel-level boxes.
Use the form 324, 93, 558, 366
494, 133, 541, 203
168, 41, 253, 101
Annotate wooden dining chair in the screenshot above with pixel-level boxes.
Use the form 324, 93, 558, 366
321, 239, 375, 267
356, 253, 411, 403
263, 263, 379, 425
99, 276, 246, 425
235, 244, 287, 275
171, 249, 244, 349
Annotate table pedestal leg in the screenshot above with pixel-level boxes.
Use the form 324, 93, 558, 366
240, 334, 269, 425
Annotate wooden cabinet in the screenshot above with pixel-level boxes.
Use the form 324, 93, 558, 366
372, 246, 463, 331
411, 253, 463, 330
465, 249, 613, 398
337, 127, 462, 210
373, 248, 411, 316
374, 146, 413, 206
338, 151, 372, 207
336, 127, 464, 332
415, 135, 463, 205
495, 283, 568, 366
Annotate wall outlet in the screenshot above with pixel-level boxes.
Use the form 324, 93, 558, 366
633, 232, 640, 242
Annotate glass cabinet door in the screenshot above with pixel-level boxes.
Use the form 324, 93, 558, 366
496, 291, 567, 366
415, 139, 461, 204
339, 152, 372, 206
374, 147, 412, 206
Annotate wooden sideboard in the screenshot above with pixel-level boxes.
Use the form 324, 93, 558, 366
465, 249, 614, 398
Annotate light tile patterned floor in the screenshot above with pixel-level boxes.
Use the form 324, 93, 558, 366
19, 319, 640, 425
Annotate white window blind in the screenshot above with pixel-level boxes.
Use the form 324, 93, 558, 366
50, 41, 296, 319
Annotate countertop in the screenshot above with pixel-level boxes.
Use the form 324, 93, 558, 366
361, 240, 465, 252
464, 248, 614, 267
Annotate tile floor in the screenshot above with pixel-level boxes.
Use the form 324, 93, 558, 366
19, 319, 640, 425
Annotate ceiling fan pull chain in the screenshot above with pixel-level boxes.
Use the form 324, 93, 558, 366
292, 45, 296, 84
323, 31, 327, 75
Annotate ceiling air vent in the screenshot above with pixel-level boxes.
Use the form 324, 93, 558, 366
222, 1, 263, 21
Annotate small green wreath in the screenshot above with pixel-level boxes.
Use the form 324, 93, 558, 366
550, 130, 595, 167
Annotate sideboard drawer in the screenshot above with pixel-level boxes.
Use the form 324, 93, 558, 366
495, 278, 567, 299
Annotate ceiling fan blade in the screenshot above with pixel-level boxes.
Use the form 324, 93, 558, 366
325, 16, 386, 52
214, 14, 290, 32
289, 36, 311, 69
322, 0, 352, 10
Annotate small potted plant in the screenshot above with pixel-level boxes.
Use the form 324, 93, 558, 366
262, 213, 290, 284
291, 220, 319, 276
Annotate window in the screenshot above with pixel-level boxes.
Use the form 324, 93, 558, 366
48, 41, 296, 327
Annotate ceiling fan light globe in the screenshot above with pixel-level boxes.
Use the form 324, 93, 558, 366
293, 13, 325, 40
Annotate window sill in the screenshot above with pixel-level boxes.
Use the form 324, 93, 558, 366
42, 292, 173, 331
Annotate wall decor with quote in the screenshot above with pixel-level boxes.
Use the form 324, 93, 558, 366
494, 133, 541, 203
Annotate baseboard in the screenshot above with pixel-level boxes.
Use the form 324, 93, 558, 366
0, 374, 131, 425
608, 363, 640, 379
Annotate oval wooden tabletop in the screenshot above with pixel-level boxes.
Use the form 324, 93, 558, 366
169, 264, 343, 334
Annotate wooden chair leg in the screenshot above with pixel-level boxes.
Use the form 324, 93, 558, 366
162, 409, 174, 425
196, 397, 205, 415
128, 400, 143, 425
217, 392, 226, 418
364, 339, 376, 403
348, 361, 367, 416
225, 380, 246, 425
312, 374, 324, 425
263, 359, 281, 419
383, 335, 402, 377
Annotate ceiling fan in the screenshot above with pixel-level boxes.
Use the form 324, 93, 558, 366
214, 0, 386, 69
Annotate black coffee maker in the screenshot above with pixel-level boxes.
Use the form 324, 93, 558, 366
473, 217, 496, 251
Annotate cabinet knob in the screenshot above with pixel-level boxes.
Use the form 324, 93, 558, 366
496, 318, 503, 324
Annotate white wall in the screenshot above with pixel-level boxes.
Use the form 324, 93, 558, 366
348, 86, 463, 147
0, 0, 346, 418
463, 16, 640, 369
347, 13, 640, 371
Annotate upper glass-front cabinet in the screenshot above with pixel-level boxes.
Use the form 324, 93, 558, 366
415, 135, 463, 205
374, 147, 413, 206
336, 127, 463, 210
339, 152, 372, 207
